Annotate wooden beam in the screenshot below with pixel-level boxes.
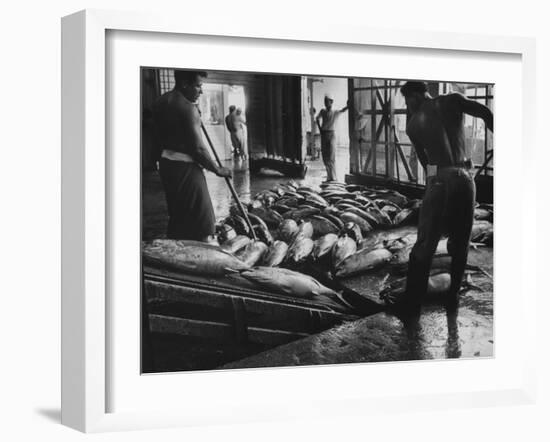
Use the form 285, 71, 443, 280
370, 84, 377, 176
475, 149, 494, 178
148, 314, 310, 346
392, 125, 415, 182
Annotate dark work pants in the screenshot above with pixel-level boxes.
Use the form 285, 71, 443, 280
158, 158, 216, 240
406, 167, 476, 301
321, 130, 337, 181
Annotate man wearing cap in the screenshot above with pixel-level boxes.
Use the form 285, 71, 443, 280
315, 93, 348, 182
393, 81, 493, 312
153, 69, 232, 241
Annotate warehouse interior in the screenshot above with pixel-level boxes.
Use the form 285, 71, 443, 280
141, 68, 494, 373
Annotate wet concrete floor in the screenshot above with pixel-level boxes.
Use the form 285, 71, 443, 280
142, 147, 493, 366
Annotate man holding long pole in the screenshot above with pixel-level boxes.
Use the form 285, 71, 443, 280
152, 69, 232, 241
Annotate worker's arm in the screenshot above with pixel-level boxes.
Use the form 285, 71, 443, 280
340, 100, 350, 112
188, 110, 232, 178
451, 93, 494, 132
237, 114, 246, 126
315, 110, 323, 132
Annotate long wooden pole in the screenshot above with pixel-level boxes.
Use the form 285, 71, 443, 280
200, 123, 257, 240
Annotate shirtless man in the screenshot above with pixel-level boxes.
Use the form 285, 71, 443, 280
397, 81, 493, 310
153, 69, 232, 241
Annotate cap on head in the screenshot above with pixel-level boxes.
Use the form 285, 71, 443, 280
324, 92, 334, 101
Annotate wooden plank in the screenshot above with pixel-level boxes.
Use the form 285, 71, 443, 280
144, 280, 353, 333
149, 314, 310, 346
384, 81, 390, 178
392, 126, 415, 182
231, 297, 248, 343
348, 78, 359, 174
388, 81, 396, 181
145, 278, 333, 313
370, 85, 377, 176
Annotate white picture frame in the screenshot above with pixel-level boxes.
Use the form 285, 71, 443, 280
61, 9, 537, 433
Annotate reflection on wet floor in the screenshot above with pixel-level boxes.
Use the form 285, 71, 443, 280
223, 248, 494, 369
143, 148, 349, 240
208, 147, 350, 222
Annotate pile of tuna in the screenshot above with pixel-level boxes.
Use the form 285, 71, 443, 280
216, 180, 493, 278
143, 181, 493, 311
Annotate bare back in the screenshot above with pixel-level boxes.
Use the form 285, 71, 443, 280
153, 89, 201, 155
406, 94, 467, 167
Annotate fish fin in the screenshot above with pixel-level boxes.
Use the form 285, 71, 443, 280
469, 242, 485, 250
334, 291, 354, 310
466, 264, 492, 279
381, 273, 391, 284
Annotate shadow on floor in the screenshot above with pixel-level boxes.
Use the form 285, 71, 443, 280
34, 408, 61, 423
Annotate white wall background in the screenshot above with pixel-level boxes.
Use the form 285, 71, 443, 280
0, 1, 548, 441
311, 76, 349, 146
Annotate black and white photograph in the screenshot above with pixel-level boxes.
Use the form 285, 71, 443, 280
140, 67, 494, 373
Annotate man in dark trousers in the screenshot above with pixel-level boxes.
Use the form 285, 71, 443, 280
316, 93, 348, 182
153, 70, 232, 241
396, 81, 493, 310
224, 105, 240, 157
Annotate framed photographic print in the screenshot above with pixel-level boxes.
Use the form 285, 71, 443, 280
62, 9, 537, 433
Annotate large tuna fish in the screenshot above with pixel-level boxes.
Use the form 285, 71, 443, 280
321, 190, 354, 200
341, 222, 363, 243
277, 196, 301, 207
143, 240, 250, 275
253, 225, 273, 246
474, 207, 492, 221
220, 235, 252, 254
297, 190, 329, 208
380, 272, 452, 305
366, 206, 393, 226
355, 195, 374, 207
312, 233, 339, 260
331, 234, 357, 268
278, 218, 299, 243
385, 233, 417, 252
250, 207, 284, 228
261, 240, 289, 267
240, 267, 334, 297
341, 206, 378, 227
216, 223, 237, 243
271, 203, 293, 214
471, 220, 493, 242
334, 248, 393, 277
286, 236, 314, 264
306, 215, 339, 238
321, 213, 345, 230
294, 220, 314, 240
248, 213, 274, 245
235, 240, 269, 267
297, 185, 321, 194
226, 214, 251, 236
283, 207, 321, 221
393, 208, 417, 226
339, 212, 373, 234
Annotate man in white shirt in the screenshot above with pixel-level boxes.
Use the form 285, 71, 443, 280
315, 93, 348, 182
